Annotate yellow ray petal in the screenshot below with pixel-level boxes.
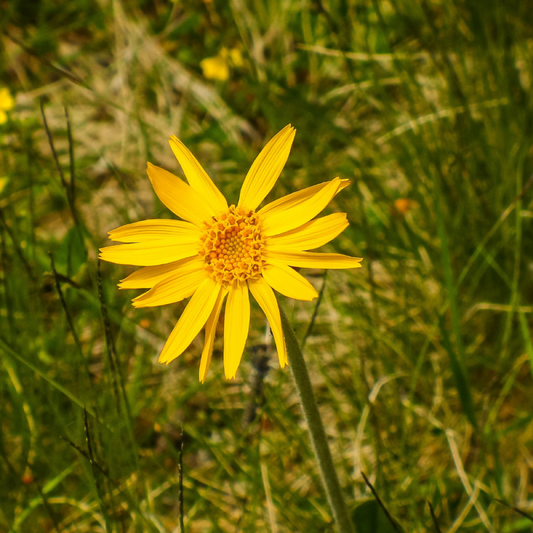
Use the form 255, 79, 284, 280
248, 277, 287, 367
169, 136, 228, 213
132, 266, 207, 308
238, 125, 296, 211
267, 213, 349, 251
262, 261, 318, 301
119, 256, 204, 290
259, 178, 350, 218
99, 240, 199, 266
224, 281, 250, 379
267, 250, 363, 269
147, 163, 213, 227
108, 219, 201, 243
261, 178, 345, 236
199, 288, 228, 383
159, 278, 221, 364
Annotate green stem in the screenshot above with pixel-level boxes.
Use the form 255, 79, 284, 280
279, 305, 356, 533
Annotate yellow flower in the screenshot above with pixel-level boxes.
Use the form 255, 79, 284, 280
0, 88, 15, 125
100, 125, 362, 381
200, 47, 243, 81
227, 48, 243, 67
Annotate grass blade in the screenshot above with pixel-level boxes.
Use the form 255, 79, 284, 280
438, 315, 477, 427
0, 337, 101, 424
433, 171, 477, 428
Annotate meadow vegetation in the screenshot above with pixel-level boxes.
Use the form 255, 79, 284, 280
1, 0, 533, 531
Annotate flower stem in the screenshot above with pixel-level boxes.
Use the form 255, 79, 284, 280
279, 305, 356, 533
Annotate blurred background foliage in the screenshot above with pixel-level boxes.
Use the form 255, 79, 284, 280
1, 0, 533, 531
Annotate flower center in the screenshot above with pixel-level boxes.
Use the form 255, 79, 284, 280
200, 205, 266, 285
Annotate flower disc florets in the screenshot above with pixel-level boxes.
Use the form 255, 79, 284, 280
200, 205, 266, 286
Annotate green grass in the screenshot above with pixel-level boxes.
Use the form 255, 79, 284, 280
1, 0, 533, 531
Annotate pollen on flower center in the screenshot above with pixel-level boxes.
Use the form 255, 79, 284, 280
199, 205, 266, 285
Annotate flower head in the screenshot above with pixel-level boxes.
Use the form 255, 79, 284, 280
0, 88, 15, 125
200, 47, 243, 81
100, 125, 362, 381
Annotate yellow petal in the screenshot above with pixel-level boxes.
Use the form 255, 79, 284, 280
199, 288, 228, 383
169, 136, 228, 213
100, 240, 199, 266
132, 266, 207, 308
224, 281, 250, 379
262, 261, 318, 301
200, 56, 229, 81
229, 48, 243, 67
108, 219, 201, 243
238, 125, 296, 211
248, 277, 287, 367
159, 278, 221, 364
267, 213, 349, 251
147, 163, 213, 227
259, 179, 349, 217
0, 109, 6, 125
267, 250, 363, 269
0, 88, 14, 110
261, 178, 348, 236
119, 256, 204, 289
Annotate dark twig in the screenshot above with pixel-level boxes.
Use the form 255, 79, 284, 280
361, 471, 401, 532
495, 498, 533, 523
5, 30, 86, 86
40, 100, 68, 197
64, 106, 76, 207
39, 99, 80, 230
61, 436, 109, 477
96, 261, 134, 432
301, 271, 327, 351
97, 261, 121, 412
48, 251, 90, 379
427, 501, 443, 532
0, 208, 35, 282
97, 261, 137, 464
62, 435, 160, 532
84, 408, 111, 531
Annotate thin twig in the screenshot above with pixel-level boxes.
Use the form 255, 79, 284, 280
64, 106, 76, 206
427, 501, 443, 532
48, 251, 90, 379
84, 408, 111, 530
361, 472, 401, 532
495, 499, 533, 523
301, 272, 327, 351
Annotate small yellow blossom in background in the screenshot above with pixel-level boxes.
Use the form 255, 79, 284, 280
0, 88, 15, 125
100, 125, 362, 381
0, 177, 9, 195
200, 47, 243, 81
228, 48, 243, 67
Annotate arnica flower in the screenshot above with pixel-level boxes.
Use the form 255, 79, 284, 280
100, 125, 362, 381
0, 88, 15, 125
200, 47, 243, 81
